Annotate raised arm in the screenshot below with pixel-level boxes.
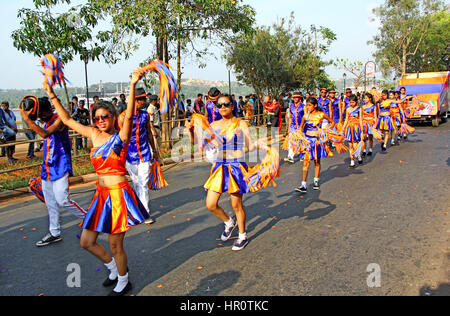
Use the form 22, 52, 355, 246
20, 106, 64, 139
119, 68, 146, 144
43, 80, 94, 138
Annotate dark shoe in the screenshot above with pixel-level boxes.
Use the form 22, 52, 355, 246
103, 277, 118, 287
108, 282, 132, 296
358, 158, 363, 165
295, 186, 307, 193
367, 151, 373, 157
313, 181, 320, 190
362, 151, 367, 158
26, 155, 37, 160
232, 238, 248, 251
381, 145, 387, 152
221, 220, 236, 242
36, 233, 62, 247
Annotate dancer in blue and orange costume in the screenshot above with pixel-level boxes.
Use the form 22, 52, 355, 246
361, 93, 379, 159
399, 86, 410, 140
376, 90, 412, 152
43, 67, 150, 296
342, 94, 365, 168
118, 87, 162, 225
190, 94, 279, 251
318, 88, 332, 128
296, 97, 336, 193
328, 89, 340, 128
205, 87, 223, 124
339, 88, 353, 126
283, 92, 305, 164
389, 91, 406, 146
20, 95, 86, 247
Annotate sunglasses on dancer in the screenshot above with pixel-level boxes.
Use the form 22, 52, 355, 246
93, 114, 111, 123
216, 102, 233, 109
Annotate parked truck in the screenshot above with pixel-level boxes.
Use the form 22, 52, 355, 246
397, 71, 449, 127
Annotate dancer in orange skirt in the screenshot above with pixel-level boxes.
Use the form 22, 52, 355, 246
43, 67, 149, 296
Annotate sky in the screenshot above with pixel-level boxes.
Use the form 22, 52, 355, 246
0, 0, 387, 90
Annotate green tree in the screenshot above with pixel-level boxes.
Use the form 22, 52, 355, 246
11, 0, 112, 108
369, 0, 445, 77
226, 13, 336, 100
334, 59, 366, 91
407, 10, 450, 72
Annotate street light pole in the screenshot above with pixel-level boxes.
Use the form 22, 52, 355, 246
227, 64, 232, 95
343, 73, 347, 94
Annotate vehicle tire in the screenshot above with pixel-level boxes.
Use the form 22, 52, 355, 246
432, 114, 440, 127
441, 112, 448, 123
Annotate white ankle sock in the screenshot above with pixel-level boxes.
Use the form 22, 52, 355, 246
314, 178, 319, 183
301, 181, 307, 187
225, 218, 234, 227
113, 273, 129, 293
350, 160, 355, 166
105, 258, 118, 281
239, 232, 247, 240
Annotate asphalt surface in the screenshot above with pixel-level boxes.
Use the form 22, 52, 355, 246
0, 122, 448, 296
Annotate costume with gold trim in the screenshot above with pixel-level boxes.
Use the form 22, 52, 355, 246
81, 133, 149, 234
376, 100, 395, 131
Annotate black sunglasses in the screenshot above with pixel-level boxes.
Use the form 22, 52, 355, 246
216, 102, 233, 109
93, 114, 111, 123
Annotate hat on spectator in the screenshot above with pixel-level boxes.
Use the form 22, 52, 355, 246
135, 87, 147, 99
207, 87, 222, 101
292, 92, 302, 98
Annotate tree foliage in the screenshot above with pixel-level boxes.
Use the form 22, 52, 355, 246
226, 13, 336, 99
369, 0, 445, 77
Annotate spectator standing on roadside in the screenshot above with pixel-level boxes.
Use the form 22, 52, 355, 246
147, 95, 162, 145
117, 94, 127, 114
237, 96, 245, 118
194, 94, 205, 114
73, 100, 90, 150
1, 101, 18, 162
23, 119, 37, 160
90, 95, 99, 113
186, 99, 193, 119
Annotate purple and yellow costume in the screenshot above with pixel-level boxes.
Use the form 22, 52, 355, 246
289, 102, 305, 133
390, 103, 403, 127
42, 114, 73, 181
377, 100, 395, 131
318, 97, 331, 121
204, 119, 250, 195
345, 107, 363, 143
206, 101, 222, 124
330, 98, 340, 124
81, 133, 149, 234
362, 105, 377, 135
121, 110, 153, 164
302, 112, 332, 161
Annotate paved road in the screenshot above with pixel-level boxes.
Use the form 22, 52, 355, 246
0, 122, 448, 296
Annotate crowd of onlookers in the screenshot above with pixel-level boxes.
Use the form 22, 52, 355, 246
0, 87, 367, 165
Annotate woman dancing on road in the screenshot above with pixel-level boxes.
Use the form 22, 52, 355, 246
296, 97, 335, 193
361, 93, 378, 158
342, 94, 365, 168
43, 68, 149, 296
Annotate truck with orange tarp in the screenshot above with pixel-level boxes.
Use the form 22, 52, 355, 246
397, 71, 449, 127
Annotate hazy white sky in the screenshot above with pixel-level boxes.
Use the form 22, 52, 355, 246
0, 0, 386, 90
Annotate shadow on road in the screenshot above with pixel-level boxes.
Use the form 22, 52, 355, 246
186, 271, 241, 296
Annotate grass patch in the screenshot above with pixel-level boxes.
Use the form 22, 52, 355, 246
0, 153, 94, 192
